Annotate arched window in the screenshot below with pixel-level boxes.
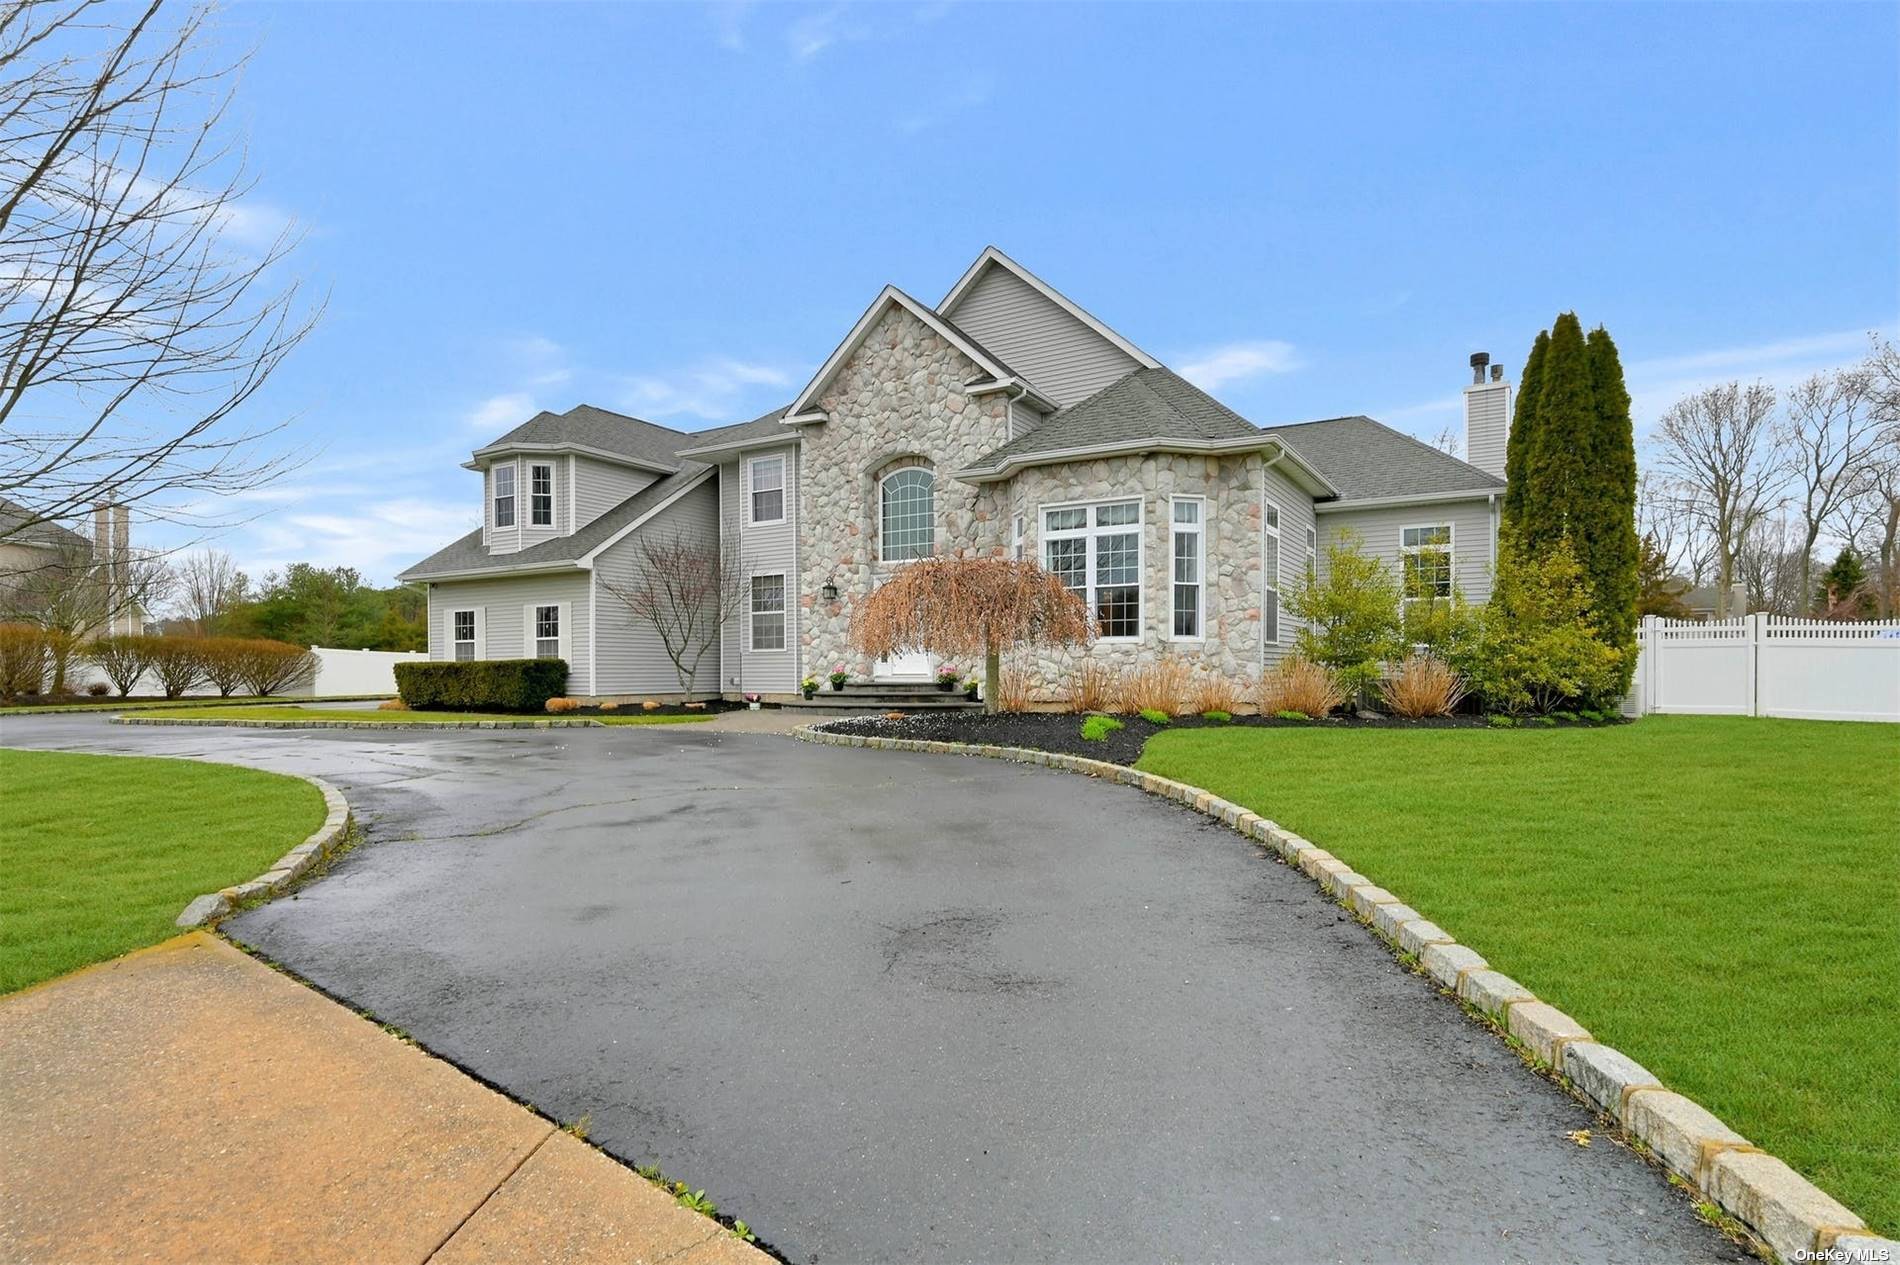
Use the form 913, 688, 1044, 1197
879, 467, 935, 562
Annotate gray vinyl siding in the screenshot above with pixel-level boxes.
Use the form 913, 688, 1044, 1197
591, 481, 724, 696
1261, 464, 1318, 668
573, 456, 657, 531
425, 570, 592, 693
1318, 498, 1498, 606
723, 446, 799, 693
943, 266, 1140, 407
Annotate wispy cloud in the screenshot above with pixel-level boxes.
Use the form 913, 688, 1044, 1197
1177, 339, 1301, 391
710, 0, 752, 50
464, 391, 538, 433
235, 494, 479, 583
787, 5, 867, 61
620, 357, 794, 421
893, 73, 993, 135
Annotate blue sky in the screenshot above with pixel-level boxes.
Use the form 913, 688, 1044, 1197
174, 1, 1898, 584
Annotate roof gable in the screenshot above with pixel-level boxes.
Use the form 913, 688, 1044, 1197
471, 404, 689, 472
782, 286, 1048, 423
938, 247, 1158, 406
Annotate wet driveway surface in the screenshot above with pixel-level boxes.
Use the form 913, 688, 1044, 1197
4, 714, 1746, 1264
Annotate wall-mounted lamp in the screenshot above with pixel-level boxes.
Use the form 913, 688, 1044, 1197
821, 580, 839, 602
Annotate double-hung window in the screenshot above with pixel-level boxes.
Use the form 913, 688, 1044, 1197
452, 610, 476, 661
1171, 497, 1204, 640
750, 574, 786, 650
533, 604, 560, 658
1262, 502, 1281, 645
1043, 500, 1142, 640
749, 455, 785, 525
530, 463, 553, 527
1401, 524, 1454, 608
492, 464, 516, 528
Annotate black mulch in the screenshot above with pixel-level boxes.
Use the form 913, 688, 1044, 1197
819, 709, 1623, 765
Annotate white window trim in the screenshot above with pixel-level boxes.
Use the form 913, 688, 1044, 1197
450, 607, 482, 661
878, 466, 936, 564
1168, 495, 1205, 643
522, 601, 570, 662
529, 462, 554, 528
748, 571, 788, 653
1040, 497, 1144, 643
492, 462, 517, 529
747, 454, 787, 526
1400, 522, 1456, 608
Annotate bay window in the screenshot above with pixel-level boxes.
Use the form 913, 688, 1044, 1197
492, 464, 515, 528
530, 463, 553, 526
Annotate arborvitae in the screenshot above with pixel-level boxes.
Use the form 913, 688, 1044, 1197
1523, 313, 1593, 553
1501, 329, 1547, 533
1584, 325, 1639, 673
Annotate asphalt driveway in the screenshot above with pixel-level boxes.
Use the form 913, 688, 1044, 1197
4, 714, 1745, 1264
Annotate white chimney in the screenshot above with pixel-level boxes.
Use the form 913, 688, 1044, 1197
1463, 352, 1512, 478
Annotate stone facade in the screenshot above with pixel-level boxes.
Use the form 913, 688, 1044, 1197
798, 306, 1013, 677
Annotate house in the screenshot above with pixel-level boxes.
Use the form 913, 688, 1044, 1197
397, 248, 1509, 701
0, 498, 143, 637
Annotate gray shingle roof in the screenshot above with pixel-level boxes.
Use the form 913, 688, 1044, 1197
478, 404, 691, 470
1266, 415, 1504, 502
675, 405, 793, 453
397, 463, 712, 581
0, 497, 88, 549
966, 367, 1260, 470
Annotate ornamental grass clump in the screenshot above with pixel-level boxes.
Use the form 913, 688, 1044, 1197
1118, 658, 1190, 716
1068, 660, 1116, 714
1258, 656, 1343, 718
545, 697, 581, 713
995, 668, 1033, 713
850, 557, 1091, 714
1380, 655, 1467, 718
1190, 671, 1244, 716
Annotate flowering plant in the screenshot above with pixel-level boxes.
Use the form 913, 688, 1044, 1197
828, 665, 850, 688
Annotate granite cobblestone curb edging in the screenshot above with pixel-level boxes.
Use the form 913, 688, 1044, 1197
174, 776, 353, 928
115, 715, 607, 730
793, 722, 1895, 1264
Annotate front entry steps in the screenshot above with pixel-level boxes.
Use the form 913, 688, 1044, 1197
781, 681, 983, 711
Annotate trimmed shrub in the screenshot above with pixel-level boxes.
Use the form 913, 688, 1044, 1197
146, 638, 207, 699
1119, 658, 1190, 716
234, 639, 318, 697
86, 681, 109, 696
599, 701, 619, 712
1080, 714, 1124, 741
545, 697, 580, 713
377, 698, 409, 711
1286, 530, 1405, 704
81, 633, 153, 697
199, 637, 250, 697
0, 624, 49, 697
1380, 655, 1468, 718
1068, 660, 1116, 714
1450, 534, 1625, 714
1259, 656, 1344, 718
395, 658, 568, 712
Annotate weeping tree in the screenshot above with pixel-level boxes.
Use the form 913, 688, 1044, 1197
849, 557, 1092, 713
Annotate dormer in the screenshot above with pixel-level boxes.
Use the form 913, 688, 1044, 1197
465, 405, 688, 554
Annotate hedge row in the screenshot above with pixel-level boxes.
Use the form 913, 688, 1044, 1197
0, 625, 317, 699
394, 658, 568, 712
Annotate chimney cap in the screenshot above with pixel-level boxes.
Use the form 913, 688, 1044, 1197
1469, 351, 1490, 385
1490, 364, 1503, 382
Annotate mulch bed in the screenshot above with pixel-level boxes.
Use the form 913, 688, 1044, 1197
556, 700, 745, 717
820, 709, 1624, 766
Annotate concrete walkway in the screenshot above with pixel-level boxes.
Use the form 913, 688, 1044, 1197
0, 934, 765, 1265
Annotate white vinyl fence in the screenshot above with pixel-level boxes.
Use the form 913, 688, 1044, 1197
74, 644, 422, 699
1627, 614, 1900, 723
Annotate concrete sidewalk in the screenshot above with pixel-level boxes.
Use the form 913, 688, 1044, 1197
0, 935, 766, 1265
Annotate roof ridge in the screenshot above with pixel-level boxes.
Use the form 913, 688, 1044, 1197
564, 403, 692, 437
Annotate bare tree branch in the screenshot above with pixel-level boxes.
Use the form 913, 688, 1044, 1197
1651, 380, 1788, 618
597, 529, 747, 696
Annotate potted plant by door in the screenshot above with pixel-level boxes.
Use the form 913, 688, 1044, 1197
936, 664, 960, 692
962, 677, 980, 701
828, 666, 850, 692
800, 677, 818, 700
744, 692, 762, 711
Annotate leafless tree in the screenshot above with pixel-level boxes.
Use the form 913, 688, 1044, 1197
1652, 381, 1788, 618
1857, 338, 1900, 615
1427, 422, 1462, 460
598, 529, 747, 696
172, 543, 242, 632
1734, 513, 1809, 616
1636, 471, 1714, 585
1775, 367, 1880, 613
0, 529, 171, 689
0, 1, 319, 546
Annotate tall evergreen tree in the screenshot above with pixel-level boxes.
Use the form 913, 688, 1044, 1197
1501, 329, 1547, 532
1523, 313, 1594, 552
1584, 325, 1640, 670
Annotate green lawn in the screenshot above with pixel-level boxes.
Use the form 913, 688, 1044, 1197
1137, 715, 1900, 1233
0, 749, 328, 994
138, 705, 716, 725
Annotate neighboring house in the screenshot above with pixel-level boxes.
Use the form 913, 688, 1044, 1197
399, 247, 1510, 700
0, 498, 143, 637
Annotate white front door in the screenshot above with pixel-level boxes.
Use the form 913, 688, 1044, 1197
875, 646, 932, 682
